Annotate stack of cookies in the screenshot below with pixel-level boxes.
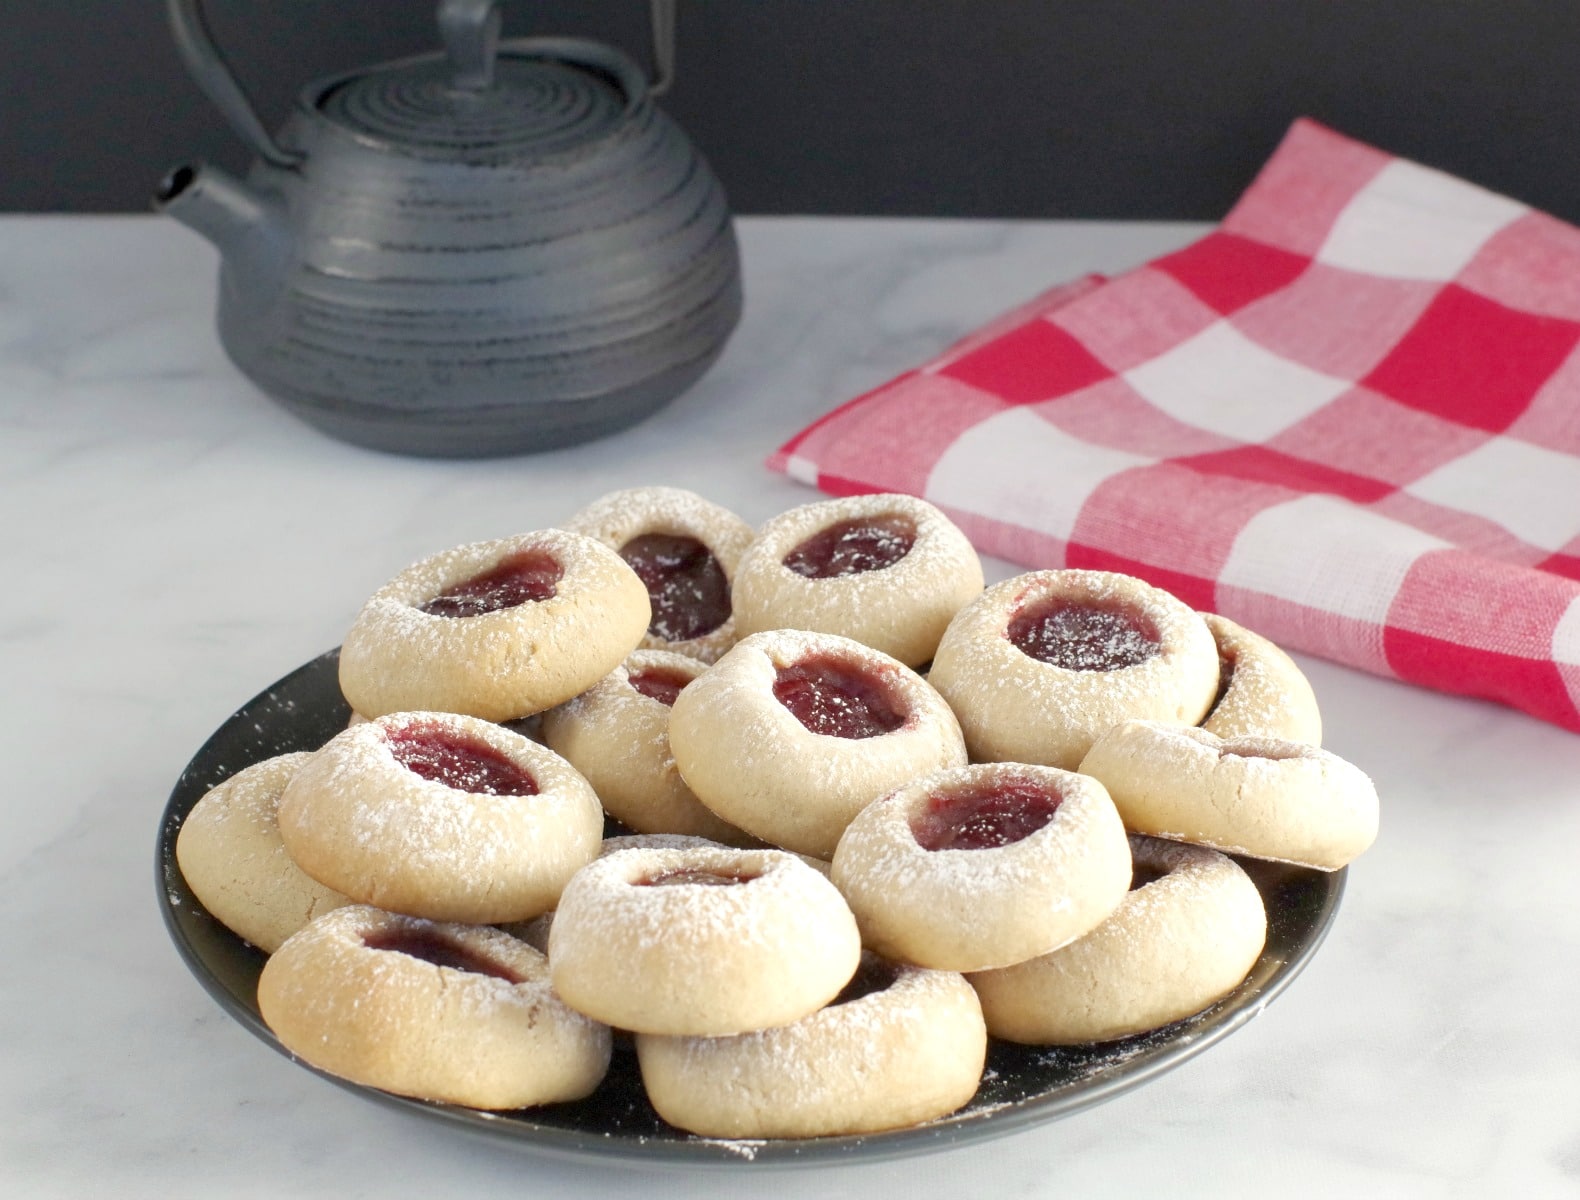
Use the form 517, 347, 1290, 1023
175, 486, 1378, 1138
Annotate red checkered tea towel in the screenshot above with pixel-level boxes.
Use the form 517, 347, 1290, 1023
770, 119, 1580, 733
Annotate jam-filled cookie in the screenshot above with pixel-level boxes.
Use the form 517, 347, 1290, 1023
540, 650, 756, 845
1200, 613, 1323, 744
1078, 720, 1378, 870
492, 833, 763, 950
831, 763, 1131, 972
277, 712, 604, 923
548, 845, 861, 1036
730, 493, 984, 667
668, 630, 969, 859
258, 906, 610, 1109
970, 835, 1267, 1044
562, 486, 756, 664
929, 570, 1220, 770
174, 752, 349, 953
338, 529, 650, 721
636, 953, 986, 1138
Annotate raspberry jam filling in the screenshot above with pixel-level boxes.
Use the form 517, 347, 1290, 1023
627, 665, 695, 707
830, 956, 899, 1006
419, 548, 562, 618
638, 867, 757, 887
362, 928, 525, 983
619, 533, 731, 642
1008, 597, 1161, 671
782, 515, 917, 579
911, 775, 1062, 851
386, 722, 538, 796
772, 655, 907, 738
1130, 864, 1168, 890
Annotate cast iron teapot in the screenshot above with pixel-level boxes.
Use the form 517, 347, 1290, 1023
157, 0, 741, 457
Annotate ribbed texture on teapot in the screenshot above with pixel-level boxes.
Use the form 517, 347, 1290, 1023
317, 54, 635, 163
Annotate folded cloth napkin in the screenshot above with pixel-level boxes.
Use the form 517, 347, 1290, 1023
770, 119, 1580, 733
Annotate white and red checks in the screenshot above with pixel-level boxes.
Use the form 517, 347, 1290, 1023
770, 120, 1580, 734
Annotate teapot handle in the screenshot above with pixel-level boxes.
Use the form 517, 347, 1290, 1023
647, 0, 675, 96
439, 0, 503, 91
166, 0, 303, 168
440, 0, 677, 97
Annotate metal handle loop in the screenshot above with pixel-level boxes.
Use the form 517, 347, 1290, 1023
648, 0, 676, 96
166, 0, 302, 168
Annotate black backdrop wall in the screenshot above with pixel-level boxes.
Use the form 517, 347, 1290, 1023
6, 1, 1580, 221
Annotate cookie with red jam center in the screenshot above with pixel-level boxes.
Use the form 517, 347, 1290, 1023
277, 711, 604, 923
548, 846, 862, 1036
562, 487, 756, 664
929, 569, 1221, 770
259, 907, 611, 1110
338, 529, 650, 722
668, 630, 968, 859
731, 493, 984, 668
831, 763, 1131, 972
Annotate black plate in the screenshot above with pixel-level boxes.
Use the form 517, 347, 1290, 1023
156, 650, 1345, 1168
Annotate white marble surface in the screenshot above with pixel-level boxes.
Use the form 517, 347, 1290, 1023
4, 215, 1580, 1198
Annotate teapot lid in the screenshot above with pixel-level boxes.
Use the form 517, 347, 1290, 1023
312, 0, 647, 165
315, 46, 640, 164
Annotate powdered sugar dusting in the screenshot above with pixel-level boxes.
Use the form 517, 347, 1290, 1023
1010, 602, 1159, 671
278, 714, 601, 919
931, 570, 1220, 768
669, 630, 968, 856
741, 493, 977, 590
729, 493, 985, 668
835, 764, 1120, 897
554, 848, 841, 954
1200, 612, 1323, 743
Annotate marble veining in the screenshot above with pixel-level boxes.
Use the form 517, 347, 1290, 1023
3, 216, 1579, 1198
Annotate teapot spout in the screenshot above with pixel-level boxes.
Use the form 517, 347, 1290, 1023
155, 162, 286, 265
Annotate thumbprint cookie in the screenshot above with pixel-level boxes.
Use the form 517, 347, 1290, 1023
277, 712, 603, 923
929, 569, 1220, 769
1079, 720, 1379, 870
259, 906, 610, 1109
970, 835, 1267, 1044
175, 752, 349, 953
1200, 613, 1323, 744
730, 493, 984, 668
338, 529, 649, 721
541, 650, 757, 845
562, 486, 756, 664
549, 845, 861, 1036
668, 630, 968, 859
831, 762, 1131, 972
636, 953, 986, 1138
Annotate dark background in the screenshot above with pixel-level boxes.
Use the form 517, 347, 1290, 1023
7, 1, 1580, 220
